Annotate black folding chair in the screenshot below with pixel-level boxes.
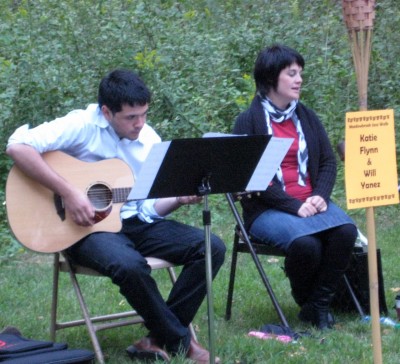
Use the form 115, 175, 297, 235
225, 192, 366, 329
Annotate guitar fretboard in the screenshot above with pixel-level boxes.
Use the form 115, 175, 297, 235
113, 187, 131, 203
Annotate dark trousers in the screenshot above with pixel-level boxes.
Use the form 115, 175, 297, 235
67, 216, 226, 353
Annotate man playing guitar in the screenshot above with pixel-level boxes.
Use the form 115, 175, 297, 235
6, 69, 225, 364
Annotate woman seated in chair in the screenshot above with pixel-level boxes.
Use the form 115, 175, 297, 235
233, 44, 357, 330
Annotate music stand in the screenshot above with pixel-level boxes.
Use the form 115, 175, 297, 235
128, 134, 292, 363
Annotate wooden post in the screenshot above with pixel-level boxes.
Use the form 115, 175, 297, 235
342, 2, 382, 363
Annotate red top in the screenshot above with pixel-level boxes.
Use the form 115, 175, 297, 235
271, 119, 312, 201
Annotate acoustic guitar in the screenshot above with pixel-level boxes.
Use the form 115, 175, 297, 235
6, 151, 134, 253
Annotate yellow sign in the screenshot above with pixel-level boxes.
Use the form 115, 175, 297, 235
345, 109, 399, 209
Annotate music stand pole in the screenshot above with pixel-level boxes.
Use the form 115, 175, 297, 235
198, 175, 216, 364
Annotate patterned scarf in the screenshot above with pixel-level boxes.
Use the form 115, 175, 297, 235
261, 97, 308, 188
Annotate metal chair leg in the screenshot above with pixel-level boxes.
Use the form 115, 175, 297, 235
343, 273, 366, 318
225, 233, 239, 321
64, 256, 105, 364
50, 253, 60, 342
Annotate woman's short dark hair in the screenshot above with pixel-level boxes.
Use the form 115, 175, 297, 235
98, 69, 151, 114
253, 44, 305, 97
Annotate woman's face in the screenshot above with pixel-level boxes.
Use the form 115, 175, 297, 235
267, 63, 303, 109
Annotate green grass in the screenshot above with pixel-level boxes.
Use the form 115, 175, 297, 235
1, 197, 400, 363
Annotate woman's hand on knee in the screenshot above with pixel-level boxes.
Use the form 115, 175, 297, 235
298, 201, 318, 217
305, 196, 327, 213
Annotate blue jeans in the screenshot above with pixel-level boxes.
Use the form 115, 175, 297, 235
66, 216, 226, 353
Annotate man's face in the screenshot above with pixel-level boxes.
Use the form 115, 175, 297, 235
102, 103, 148, 140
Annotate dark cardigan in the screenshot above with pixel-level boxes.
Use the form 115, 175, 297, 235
233, 95, 337, 230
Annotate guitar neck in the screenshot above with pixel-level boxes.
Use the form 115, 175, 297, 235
113, 187, 132, 203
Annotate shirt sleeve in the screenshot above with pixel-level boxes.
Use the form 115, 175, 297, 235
7, 123, 31, 147
6, 110, 91, 153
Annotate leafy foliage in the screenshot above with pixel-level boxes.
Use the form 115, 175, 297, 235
1, 0, 400, 258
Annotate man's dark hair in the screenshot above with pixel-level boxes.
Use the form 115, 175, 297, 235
98, 69, 151, 114
253, 44, 305, 97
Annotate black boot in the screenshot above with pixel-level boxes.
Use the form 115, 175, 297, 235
284, 259, 312, 306
298, 269, 345, 330
298, 292, 336, 330
298, 224, 357, 330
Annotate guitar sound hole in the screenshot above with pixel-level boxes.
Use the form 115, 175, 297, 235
87, 183, 112, 210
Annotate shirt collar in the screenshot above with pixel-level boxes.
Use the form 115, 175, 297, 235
93, 105, 110, 128
93, 104, 146, 145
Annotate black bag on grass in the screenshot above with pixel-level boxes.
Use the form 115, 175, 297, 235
0, 327, 94, 364
332, 247, 388, 315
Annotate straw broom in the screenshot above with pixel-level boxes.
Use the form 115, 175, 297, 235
342, 2, 381, 363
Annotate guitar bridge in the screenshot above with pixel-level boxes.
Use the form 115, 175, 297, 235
54, 194, 65, 221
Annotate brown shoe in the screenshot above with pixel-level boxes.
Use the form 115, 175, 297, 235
127, 337, 170, 362
186, 339, 220, 364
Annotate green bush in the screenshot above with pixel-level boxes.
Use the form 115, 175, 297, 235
1, 0, 400, 258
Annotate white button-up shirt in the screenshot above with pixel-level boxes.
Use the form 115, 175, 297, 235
7, 104, 162, 221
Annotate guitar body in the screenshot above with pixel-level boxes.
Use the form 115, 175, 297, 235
6, 151, 134, 253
